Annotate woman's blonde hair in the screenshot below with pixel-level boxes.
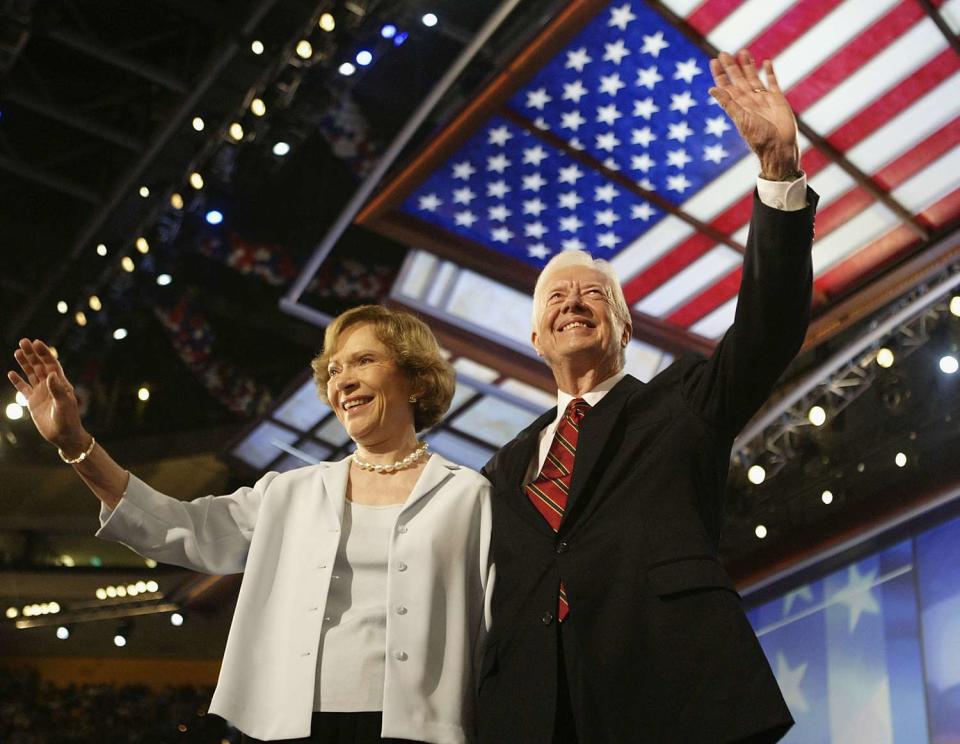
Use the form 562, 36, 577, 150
311, 305, 455, 432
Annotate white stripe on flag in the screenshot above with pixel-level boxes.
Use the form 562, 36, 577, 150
774, 0, 901, 91
634, 244, 742, 316
706, 0, 798, 54
808, 165, 857, 208
944, 0, 960, 31
811, 203, 898, 276
847, 71, 960, 173
659, 0, 710, 18
683, 154, 757, 222
891, 144, 960, 213
690, 296, 738, 338
611, 216, 693, 280
803, 18, 947, 134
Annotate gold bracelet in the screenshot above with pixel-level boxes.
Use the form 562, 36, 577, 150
58, 436, 96, 465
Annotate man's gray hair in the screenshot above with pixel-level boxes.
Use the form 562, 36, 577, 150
531, 250, 632, 332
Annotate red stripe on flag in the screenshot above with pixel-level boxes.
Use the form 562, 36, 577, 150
814, 224, 917, 299
784, 1, 927, 112
686, 0, 745, 35
921, 186, 960, 228
874, 117, 960, 191
748, 0, 846, 63
667, 268, 742, 326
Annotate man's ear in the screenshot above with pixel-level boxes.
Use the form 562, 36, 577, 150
621, 321, 632, 348
531, 330, 543, 358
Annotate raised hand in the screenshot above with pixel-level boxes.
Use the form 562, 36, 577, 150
8, 339, 90, 455
709, 50, 800, 181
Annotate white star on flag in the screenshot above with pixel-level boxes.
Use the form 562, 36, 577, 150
667, 173, 692, 192
452, 161, 475, 180
603, 39, 631, 65
636, 65, 663, 90
452, 187, 476, 205
526, 87, 553, 110
454, 210, 477, 227
523, 198, 546, 216
666, 148, 692, 168
563, 80, 589, 103
705, 115, 731, 137
630, 153, 655, 173
602, 157, 621, 171
633, 97, 660, 120
670, 90, 697, 115
703, 143, 729, 164
594, 183, 620, 203
596, 103, 623, 126
640, 31, 669, 57
528, 243, 550, 259
632, 203, 656, 221
565, 47, 592, 73
562, 237, 586, 251
418, 193, 442, 211
632, 126, 657, 147
599, 72, 626, 96
608, 3, 636, 31
568, 137, 585, 150
667, 121, 695, 143
534, 117, 550, 130
782, 585, 814, 616
674, 58, 703, 84
558, 190, 584, 209
636, 177, 656, 191
488, 204, 512, 222
486, 153, 511, 173
775, 652, 809, 714
523, 145, 549, 166
594, 208, 620, 227
597, 231, 622, 249
522, 172, 548, 191
491, 226, 514, 243
595, 131, 621, 152
558, 164, 584, 184
559, 214, 584, 232
560, 110, 587, 131
487, 179, 511, 199
525, 221, 549, 238
832, 563, 881, 632
487, 126, 512, 146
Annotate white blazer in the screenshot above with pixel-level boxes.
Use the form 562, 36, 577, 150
96, 453, 494, 742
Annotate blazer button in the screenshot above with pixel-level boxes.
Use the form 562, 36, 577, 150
397, 562, 408, 572
555, 540, 569, 554
541, 611, 554, 625
394, 650, 408, 661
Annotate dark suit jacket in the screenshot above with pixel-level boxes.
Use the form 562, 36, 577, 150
479, 191, 818, 744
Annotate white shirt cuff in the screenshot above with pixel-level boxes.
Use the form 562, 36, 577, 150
756, 174, 808, 212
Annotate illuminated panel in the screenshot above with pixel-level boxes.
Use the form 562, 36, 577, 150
231, 422, 300, 470
273, 379, 330, 431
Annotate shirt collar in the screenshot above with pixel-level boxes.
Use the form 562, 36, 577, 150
555, 369, 626, 423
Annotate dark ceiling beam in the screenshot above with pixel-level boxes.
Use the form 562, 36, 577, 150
7, 0, 284, 341
0, 152, 99, 203
915, 0, 960, 56
4, 89, 141, 151
44, 27, 189, 94
647, 0, 929, 241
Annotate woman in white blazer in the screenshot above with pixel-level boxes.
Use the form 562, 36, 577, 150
8, 305, 493, 744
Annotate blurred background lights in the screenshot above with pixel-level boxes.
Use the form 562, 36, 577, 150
5, 403, 23, 420
295, 40, 313, 59
15, 391, 27, 406
380, 23, 397, 38
138, 186, 149, 198
95, 588, 107, 600
146, 580, 159, 593
5, 607, 17, 619
950, 295, 960, 317
807, 405, 826, 427
338, 62, 356, 76
74, 311, 87, 327
189, 172, 204, 189
876, 347, 895, 368
821, 490, 834, 505
228, 122, 244, 141
170, 613, 184, 627
113, 328, 128, 341
113, 634, 127, 648
56, 300, 68, 314
895, 452, 908, 467
250, 39, 264, 55
319, 12, 335, 31
96, 243, 107, 256
356, 50, 373, 66
755, 524, 767, 539
191, 116, 204, 132
250, 98, 266, 116
940, 355, 959, 374
56, 626, 69, 640
135, 237, 149, 254
137, 386, 150, 402
205, 209, 224, 225
170, 192, 184, 209
156, 274, 172, 286
88, 295, 102, 311
393, 31, 408, 46
421, 12, 438, 27
121, 256, 135, 272
272, 141, 290, 156
747, 464, 766, 485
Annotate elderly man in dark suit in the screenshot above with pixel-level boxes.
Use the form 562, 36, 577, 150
478, 51, 817, 744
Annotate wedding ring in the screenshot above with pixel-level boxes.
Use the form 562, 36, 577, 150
752, 87, 766, 93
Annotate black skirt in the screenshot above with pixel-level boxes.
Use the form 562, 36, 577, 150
240, 711, 426, 744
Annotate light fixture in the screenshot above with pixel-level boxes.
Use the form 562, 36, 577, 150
113, 633, 127, 648
319, 12, 335, 31
205, 209, 224, 225
250, 40, 264, 55
228, 122, 244, 141
191, 116, 205, 132
146, 580, 159, 593
807, 405, 826, 427
951, 296, 960, 318
96, 243, 108, 256
821, 490, 833, 505
380, 23, 397, 38
393, 31, 408, 46
747, 464, 766, 485
876, 347, 894, 368
170, 613, 184, 627
250, 98, 266, 117
295, 40, 313, 59
754, 524, 767, 539
138, 186, 150, 198
895, 451, 908, 467
121, 256, 135, 272
75, 311, 87, 327
189, 172, 204, 190
421, 12, 438, 27
170, 192, 184, 210
56, 626, 70, 640
56, 301, 68, 314
356, 49, 373, 66
137, 386, 150, 402
5, 607, 17, 619
338, 62, 356, 76
5, 403, 23, 421
272, 141, 290, 156
113, 328, 128, 341
939, 355, 959, 374
135, 237, 149, 254
88, 295, 101, 311
157, 274, 172, 286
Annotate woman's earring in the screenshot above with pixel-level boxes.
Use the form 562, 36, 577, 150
408, 395, 417, 403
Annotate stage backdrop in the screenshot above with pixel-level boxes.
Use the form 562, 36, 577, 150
746, 511, 960, 743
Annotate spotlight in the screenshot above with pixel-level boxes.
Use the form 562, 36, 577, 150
189, 172, 204, 190
754, 524, 767, 539
75, 311, 87, 327
295, 40, 313, 60
121, 256, 135, 273
821, 490, 833, 505
807, 405, 826, 427
170, 192, 184, 210
940, 355, 959, 374
56, 301, 68, 314
138, 186, 150, 198
228, 122, 244, 141
895, 451, 908, 467
250, 98, 266, 117
96, 243, 108, 256
88, 295, 102, 311
205, 209, 224, 225
15, 391, 26, 406
113, 633, 127, 648
380, 23, 397, 39
393, 31, 408, 46
56, 626, 70, 640
145, 580, 159, 593
170, 613, 184, 627
272, 142, 291, 156
135, 237, 149, 254
113, 328, 127, 341
319, 12, 335, 32
157, 274, 173, 286
747, 464, 766, 485
356, 49, 373, 66
137, 386, 150, 402
338, 62, 356, 76
5, 607, 17, 619
192, 117, 205, 132
5, 403, 23, 421
96, 588, 107, 600
876, 347, 894, 368
250, 40, 264, 55
422, 12, 438, 27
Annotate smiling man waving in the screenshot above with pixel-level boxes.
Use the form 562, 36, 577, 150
477, 51, 817, 744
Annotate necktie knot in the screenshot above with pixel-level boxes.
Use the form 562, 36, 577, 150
566, 397, 590, 424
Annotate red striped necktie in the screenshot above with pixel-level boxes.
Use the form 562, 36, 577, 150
524, 397, 590, 621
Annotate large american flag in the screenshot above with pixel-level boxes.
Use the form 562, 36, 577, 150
393, 0, 960, 343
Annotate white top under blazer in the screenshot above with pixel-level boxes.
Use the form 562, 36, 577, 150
96, 453, 494, 743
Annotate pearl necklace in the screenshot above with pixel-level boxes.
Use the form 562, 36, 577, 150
352, 442, 429, 473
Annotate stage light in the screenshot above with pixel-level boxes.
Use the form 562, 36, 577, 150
228, 122, 244, 141
105, 586, 117, 598
113, 328, 127, 341
295, 40, 313, 59
189, 172, 204, 190
393, 31, 408, 46
807, 405, 826, 427
170, 613, 184, 627
272, 141, 290, 156
876, 347, 894, 368
135, 237, 149, 254
5, 607, 17, 619
747, 464, 766, 485
15, 392, 27, 406
250, 98, 266, 117
113, 634, 127, 648
146, 580, 159, 593
127, 584, 138, 596
205, 209, 224, 225
121, 256, 135, 272
137, 386, 150, 402
56, 626, 70, 640
951, 296, 960, 317
754, 524, 767, 539
895, 451, 907, 467
157, 274, 172, 286
57, 301, 68, 314
139, 186, 150, 198
356, 50, 373, 66
338, 62, 356, 76
940, 355, 959, 374
145, 559, 157, 568
381, 23, 397, 39
192, 116, 205, 132
116, 585, 127, 597
821, 490, 833, 505
96, 588, 107, 600
88, 295, 101, 311
96, 243, 107, 256
250, 40, 264, 55
135, 581, 146, 593
422, 12, 438, 27
75, 311, 87, 327
5, 403, 23, 421
170, 192, 184, 209
319, 12, 335, 32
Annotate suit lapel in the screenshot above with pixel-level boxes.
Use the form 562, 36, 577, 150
401, 453, 456, 513
319, 456, 351, 527
563, 375, 642, 528
502, 408, 557, 537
